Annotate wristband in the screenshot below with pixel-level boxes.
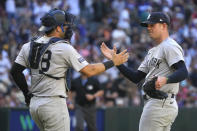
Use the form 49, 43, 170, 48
103, 60, 114, 70
166, 77, 169, 84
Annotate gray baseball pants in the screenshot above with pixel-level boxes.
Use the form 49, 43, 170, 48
29, 96, 70, 131
139, 97, 178, 131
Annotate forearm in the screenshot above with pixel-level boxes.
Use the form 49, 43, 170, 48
10, 62, 29, 95
117, 64, 146, 84
94, 90, 104, 98
81, 63, 105, 77
167, 61, 188, 83
80, 61, 114, 77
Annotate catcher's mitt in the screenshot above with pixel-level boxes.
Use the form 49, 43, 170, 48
143, 77, 168, 100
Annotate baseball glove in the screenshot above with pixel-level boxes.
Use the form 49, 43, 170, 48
143, 77, 168, 100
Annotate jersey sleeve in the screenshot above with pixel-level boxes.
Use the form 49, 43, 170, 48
138, 53, 149, 74
163, 43, 184, 67
15, 43, 29, 67
64, 45, 89, 71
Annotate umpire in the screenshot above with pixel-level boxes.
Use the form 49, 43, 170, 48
71, 74, 103, 131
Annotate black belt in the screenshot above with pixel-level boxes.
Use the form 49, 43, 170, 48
143, 94, 175, 100
171, 94, 175, 98
33, 95, 66, 98
59, 95, 66, 98
78, 103, 94, 107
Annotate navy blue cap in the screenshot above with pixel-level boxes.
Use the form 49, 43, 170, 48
141, 12, 170, 27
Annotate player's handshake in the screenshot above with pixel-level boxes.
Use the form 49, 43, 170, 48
111, 45, 129, 66
101, 42, 129, 66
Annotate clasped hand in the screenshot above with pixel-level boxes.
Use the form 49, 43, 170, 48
100, 42, 129, 66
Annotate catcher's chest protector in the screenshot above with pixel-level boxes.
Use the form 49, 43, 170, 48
28, 37, 63, 69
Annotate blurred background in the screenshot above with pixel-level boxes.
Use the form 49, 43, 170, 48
0, 0, 197, 131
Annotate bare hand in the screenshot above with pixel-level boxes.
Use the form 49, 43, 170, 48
100, 42, 113, 60
86, 94, 95, 101
155, 76, 167, 89
112, 46, 129, 66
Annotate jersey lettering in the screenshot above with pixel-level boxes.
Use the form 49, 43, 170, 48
148, 57, 162, 68
41, 50, 52, 72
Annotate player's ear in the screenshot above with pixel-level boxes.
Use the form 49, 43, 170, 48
163, 23, 168, 30
160, 23, 164, 30
56, 26, 62, 33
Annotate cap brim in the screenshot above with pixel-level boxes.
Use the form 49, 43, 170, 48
140, 21, 155, 27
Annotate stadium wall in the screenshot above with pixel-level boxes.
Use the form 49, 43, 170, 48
0, 107, 197, 131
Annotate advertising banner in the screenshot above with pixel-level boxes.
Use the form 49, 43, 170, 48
10, 109, 39, 131
9, 108, 104, 131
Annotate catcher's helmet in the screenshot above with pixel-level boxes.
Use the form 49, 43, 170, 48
39, 8, 75, 32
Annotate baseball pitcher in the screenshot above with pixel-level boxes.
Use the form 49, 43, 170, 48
101, 12, 188, 131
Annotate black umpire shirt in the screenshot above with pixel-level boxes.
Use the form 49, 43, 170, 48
71, 76, 102, 106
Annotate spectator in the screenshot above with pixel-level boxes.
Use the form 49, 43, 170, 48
0, 50, 11, 93
0, 0, 196, 108
5, 0, 16, 19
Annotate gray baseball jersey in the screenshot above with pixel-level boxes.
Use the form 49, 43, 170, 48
15, 36, 89, 97
138, 37, 184, 94
138, 37, 184, 131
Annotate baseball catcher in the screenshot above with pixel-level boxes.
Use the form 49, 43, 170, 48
10, 8, 129, 131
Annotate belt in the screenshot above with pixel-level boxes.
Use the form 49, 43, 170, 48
143, 93, 175, 100
59, 95, 66, 98
33, 95, 66, 98
78, 103, 94, 107
171, 94, 175, 98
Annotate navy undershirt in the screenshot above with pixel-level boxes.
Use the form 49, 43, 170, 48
117, 61, 188, 84
10, 62, 29, 95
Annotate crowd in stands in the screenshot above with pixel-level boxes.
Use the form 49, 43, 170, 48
0, 0, 197, 108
